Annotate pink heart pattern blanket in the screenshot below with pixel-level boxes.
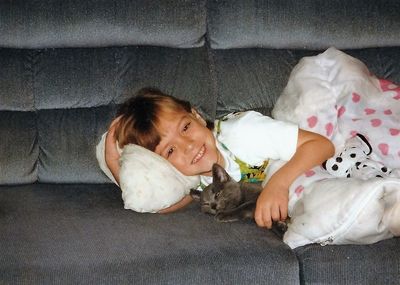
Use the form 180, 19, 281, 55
271, 47, 400, 248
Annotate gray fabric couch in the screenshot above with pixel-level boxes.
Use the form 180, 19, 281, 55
1, 1, 399, 284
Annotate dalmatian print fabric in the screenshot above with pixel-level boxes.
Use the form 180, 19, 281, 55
323, 133, 400, 179
272, 47, 400, 248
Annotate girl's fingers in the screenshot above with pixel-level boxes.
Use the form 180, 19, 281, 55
254, 207, 263, 227
280, 203, 288, 221
110, 115, 122, 128
255, 206, 268, 228
271, 205, 281, 222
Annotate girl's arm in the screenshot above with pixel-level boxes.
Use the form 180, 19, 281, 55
255, 129, 335, 229
105, 117, 121, 184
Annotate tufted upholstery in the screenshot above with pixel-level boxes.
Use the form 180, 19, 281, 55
0, 47, 213, 184
0, 0, 206, 48
208, 0, 400, 49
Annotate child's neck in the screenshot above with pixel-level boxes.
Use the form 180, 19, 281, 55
203, 151, 225, 177
216, 150, 225, 169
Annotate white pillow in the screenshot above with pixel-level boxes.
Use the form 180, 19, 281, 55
96, 132, 200, 213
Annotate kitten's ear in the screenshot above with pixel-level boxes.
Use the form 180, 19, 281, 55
212, 163, 230, 184
190, 189, 202, 202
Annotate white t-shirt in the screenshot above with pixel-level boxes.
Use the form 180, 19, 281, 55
200, 111, 299, 187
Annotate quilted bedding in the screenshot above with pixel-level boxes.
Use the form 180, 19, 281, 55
272, 47, 400, 248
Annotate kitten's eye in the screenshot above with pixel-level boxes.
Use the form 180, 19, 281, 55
215, 192, 221, 199
182, 122, 191, 132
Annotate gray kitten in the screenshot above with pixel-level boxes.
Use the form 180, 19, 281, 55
190, 163, 287, 233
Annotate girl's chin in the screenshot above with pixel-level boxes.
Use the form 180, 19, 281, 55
194, 165, 215, 176
181, 163, 214, 176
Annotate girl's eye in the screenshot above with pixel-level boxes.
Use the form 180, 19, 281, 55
183, 122, 191, 132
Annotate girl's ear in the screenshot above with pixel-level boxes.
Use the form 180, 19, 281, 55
191, 108, 207, 126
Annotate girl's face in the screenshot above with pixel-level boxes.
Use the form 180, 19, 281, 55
155, 109, 222, 177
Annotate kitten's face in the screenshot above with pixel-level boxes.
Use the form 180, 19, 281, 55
190, 164, 243, 214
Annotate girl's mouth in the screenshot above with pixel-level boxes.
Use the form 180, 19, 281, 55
192, 145, 206, 164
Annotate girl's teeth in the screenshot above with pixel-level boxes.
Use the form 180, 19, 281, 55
192, 146, 205, 164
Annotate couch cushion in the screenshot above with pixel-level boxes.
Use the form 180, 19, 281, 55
0, 0, 206, 48
35, 47, 213, 184
211, 48, 400, 117
208, 0, 400, 49
0, 184, 299, 284
38, 106, 115, 183
0, 46, 213, 184
0, 49, 34, 111
0, 112, 38, 184
295, 239, 400, 284
34, 47, 213, 114
0, 50, 34, 184
34, 48, 118, 110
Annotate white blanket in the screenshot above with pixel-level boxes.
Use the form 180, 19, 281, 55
272, 47, 400, 248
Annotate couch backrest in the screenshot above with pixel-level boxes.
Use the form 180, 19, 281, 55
0, 0, 213, 185
1, 0, 400, 185
208, 0, 400, 50
206, 0, 400, 117
0, 0, 206, 49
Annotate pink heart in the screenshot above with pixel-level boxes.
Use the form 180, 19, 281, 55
352, 93, 361, 103
378, 143, 389, 156
337, 106, 346, 117
305, 170, 315, 177
390, 129, 400, 136
371, 119, 382, 127
384, 109, 393, 115
307, 116, 318, 128
325, 123, 334, 137
379, 79, 393, 91
295, 185, 304, 197
364, 108, 376, 115
350, 131, 358, 137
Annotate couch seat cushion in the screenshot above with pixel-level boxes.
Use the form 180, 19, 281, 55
0, 184, 299, 284
295, 239, 400, 284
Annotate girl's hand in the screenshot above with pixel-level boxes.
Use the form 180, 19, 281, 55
105, 116, 122, 184
255, 183, 288, 228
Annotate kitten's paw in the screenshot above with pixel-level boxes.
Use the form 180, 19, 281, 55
273, 221, 288, 233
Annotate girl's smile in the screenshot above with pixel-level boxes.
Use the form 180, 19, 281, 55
191, 145, 205, 164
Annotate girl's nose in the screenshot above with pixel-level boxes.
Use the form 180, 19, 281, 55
183, 137, 195, 154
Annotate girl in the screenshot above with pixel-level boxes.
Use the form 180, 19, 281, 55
104, 88, 334, 229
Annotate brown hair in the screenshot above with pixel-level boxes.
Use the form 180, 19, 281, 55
114, 88, 192, 151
